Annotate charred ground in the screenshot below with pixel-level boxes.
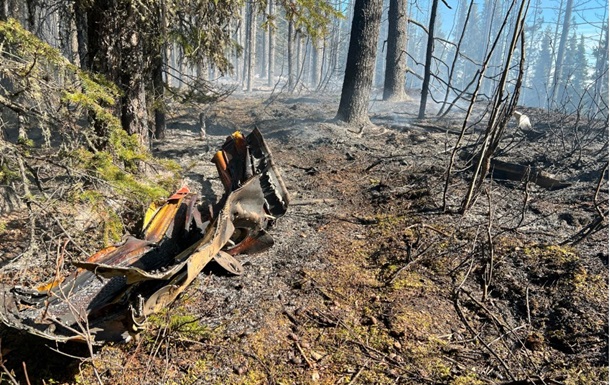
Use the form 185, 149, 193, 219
0, 93, 607, 384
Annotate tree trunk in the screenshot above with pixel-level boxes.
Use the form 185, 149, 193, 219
153, 56, 166, 140
294, 31, 302, 91
417, 0, 439, 119
244, 1, 256, 92
336, 0, 383, 125
550, 0, 573, 105
0, 0, 6, 21
382, 0, 407, 101
593, 23, 608, 111
248, 6, 256, 92
374, 0, 388, 88
74, 0, 88, 68
311, 40, 321, 88
153, 2, 167, 140
267, 0, 275, 86
242, 2, 250, 89
260, 14, 266, 79
288, 18, 295, 91
87, 0, 150, 149
234, 12, 242, 83
25, 0, 35, 31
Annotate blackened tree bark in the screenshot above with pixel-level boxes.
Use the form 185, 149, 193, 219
85, 0, 150, 148
418, 0, 439, 119
336, 0, 383, 125
244, 0, 256, 92
152, 54, 166, 140
74, 0, 88, 68
382, 0, 407, 101
153, 2, 167, 140
0, 0, 6, 21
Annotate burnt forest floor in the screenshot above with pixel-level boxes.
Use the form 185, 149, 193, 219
1, 92, 608, 384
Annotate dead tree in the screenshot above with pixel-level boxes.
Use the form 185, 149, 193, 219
417, 0, 439, 119
461, 0, 529, 213
442, 0, 523, 211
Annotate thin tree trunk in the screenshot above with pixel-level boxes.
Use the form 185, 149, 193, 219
550, 0, 573, 105
74, 1, 88, 68
25, 0, 35, 31
294, 31, 302, 91
247, 4, 256, 92
260, 14, 266, 79
234, 12, 242, 83
153, 56, 166, 140
593, 22, 608, 111
311, 40, 321, 87
336, 0, 383, 125
382, 0, 407, 101
153, 1, 167, 140
267, 0, 275, 86
461, 0, 528, 213
0, 0, 6, 21
417, 0, 439, 119
288, 17, 295, 90
242, 2, 251, 89
437, 0, 474, 116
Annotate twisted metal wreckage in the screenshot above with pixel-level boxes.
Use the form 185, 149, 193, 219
0, 129, 289, 344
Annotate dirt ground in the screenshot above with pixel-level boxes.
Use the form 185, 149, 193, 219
0, 92, 608, 384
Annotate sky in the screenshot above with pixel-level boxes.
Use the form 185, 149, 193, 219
422, 0, 609, 60
424, 0, 608, 39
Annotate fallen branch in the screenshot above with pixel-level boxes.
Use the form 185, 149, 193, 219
489, 159, 571, 190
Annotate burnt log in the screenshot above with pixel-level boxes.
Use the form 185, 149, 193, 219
490, 159, 571, 190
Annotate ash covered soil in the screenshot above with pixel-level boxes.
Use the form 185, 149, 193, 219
3, 93, 610, 384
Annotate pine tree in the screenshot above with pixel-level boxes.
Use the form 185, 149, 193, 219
569, 34, 589, 103
530, 27, 552, 107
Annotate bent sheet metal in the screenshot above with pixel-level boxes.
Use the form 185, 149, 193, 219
0, 128, 289, 343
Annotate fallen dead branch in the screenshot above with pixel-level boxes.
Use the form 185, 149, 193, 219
489, 159, 571, 190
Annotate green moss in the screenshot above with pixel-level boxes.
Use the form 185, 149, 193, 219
391, 271, 426, 290
0, 164, 19, 183
102, 210, 123, 245
72, 147, 169, 205
147, 307, 213, 341
451, 372, 485, 385
17, 137, 34, 147
524, 244, 579, 263
167, 359, 210, 385
234, 369, 267, 385
562, 365, 609, 385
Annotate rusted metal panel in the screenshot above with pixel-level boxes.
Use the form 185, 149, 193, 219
0, 128, 288, 344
